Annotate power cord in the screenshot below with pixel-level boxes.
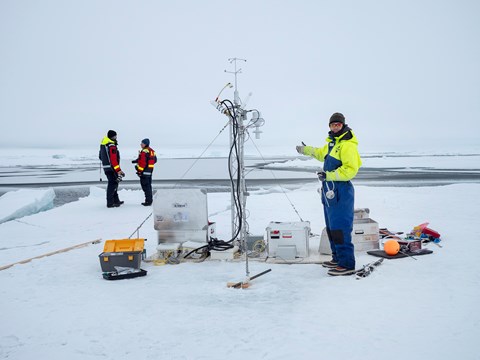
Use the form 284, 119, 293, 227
184, 98, 246, 259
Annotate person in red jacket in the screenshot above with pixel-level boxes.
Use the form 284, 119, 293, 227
132, 138, 157, 206
99, 130, 125, 208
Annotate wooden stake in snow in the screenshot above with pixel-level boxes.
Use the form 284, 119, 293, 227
227, 268, 272, 289
0, 239, 102, 271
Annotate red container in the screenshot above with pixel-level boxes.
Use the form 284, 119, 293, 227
422, 227, 441, 239
412, 222, 441, 239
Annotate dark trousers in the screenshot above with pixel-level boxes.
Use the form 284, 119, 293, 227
140, 175, 153, 204
105, 170, 120, 206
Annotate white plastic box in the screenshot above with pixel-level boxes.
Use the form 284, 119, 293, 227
319, 209, 379, 254
210, 246, 239, 260
266, 221, 310, 258
153, 188, 209, 244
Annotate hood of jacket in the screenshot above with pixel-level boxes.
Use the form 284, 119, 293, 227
326, 125, 358, 145
101, 136, 116, 146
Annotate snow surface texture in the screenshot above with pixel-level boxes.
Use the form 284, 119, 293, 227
1, 184, 480, 359
0, 188, 55, 224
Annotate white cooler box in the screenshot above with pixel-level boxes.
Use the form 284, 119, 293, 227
319, 208, 379, 254
266, 221, 310, 259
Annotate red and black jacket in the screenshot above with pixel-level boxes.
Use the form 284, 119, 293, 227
134, 147, 157, 176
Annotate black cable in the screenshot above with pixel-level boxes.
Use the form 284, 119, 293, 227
222, 99, 243, 242
233, 114, 243, 242
222, 101, 240, 233
183, 236, 236, 259
229, 120, 242, 241
184, 98, 246, 259
228, 143, 241, 238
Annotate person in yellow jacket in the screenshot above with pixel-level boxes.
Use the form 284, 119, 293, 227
99, 130, 125, 208
296, 113, 362, 276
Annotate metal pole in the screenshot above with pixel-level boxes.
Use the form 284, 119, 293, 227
238, 109, 249, 277
225, 58, 246, 243
229, 118, 236, 239
225, 58, 249, 277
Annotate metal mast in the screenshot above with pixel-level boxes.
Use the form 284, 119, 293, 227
224, 58, 248, 255
212, 58, 265, 279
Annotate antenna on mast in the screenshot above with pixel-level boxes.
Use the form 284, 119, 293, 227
225, 58, 247, 106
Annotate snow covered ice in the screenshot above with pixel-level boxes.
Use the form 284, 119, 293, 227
1, 180, 480, 359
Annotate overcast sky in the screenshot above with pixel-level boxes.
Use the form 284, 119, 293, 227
1, 0, 479, 153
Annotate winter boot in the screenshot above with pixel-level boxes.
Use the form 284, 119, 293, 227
321, 260, 338, 268
327, 267, 356, 276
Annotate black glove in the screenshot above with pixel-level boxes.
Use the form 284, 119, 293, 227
316, 170, 326, 181
116, 174, 123, 183
136, 171, 142, 178
131, 160, 137, 164
296, 145, 305, 155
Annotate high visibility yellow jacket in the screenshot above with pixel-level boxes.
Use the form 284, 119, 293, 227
303, 129, 362, 181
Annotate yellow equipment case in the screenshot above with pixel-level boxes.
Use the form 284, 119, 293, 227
99, 238, 145, 273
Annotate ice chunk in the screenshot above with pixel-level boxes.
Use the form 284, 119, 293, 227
0, 188, 55, 224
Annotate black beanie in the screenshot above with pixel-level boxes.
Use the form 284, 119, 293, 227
107, 130, 117, 139
329, 113, 345, 125
141, 138, 150, 147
